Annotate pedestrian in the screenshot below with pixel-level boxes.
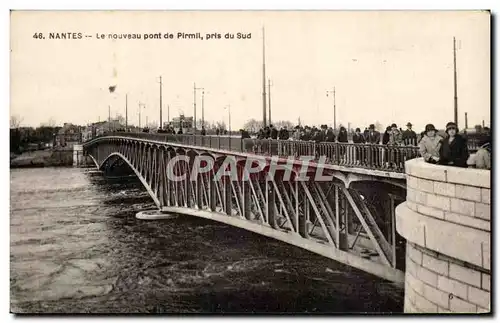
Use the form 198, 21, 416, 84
270, 125, 278, 140
325, 127, 335, 142
419, 124, 443, 164
353, 128, 365, 164
353, 128, 365, 143
293, 126, 301, 141
439, 122, 469, 168
468, 135, 491, 170
366, 124, 380, 144
382, 126, 391, 145
389, 123, 403, 145
337, 127, 348, 143
402, 122, 417, 146
363, 127, 369, 140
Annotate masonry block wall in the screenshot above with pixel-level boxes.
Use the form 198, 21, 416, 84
396, 158, 490, 313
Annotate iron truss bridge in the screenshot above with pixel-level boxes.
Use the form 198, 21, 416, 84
84, 133, 416, 284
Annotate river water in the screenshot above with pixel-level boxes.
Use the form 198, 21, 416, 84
10, 167, 403, 313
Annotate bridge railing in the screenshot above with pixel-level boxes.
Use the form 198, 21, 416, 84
98, 132, 424, 172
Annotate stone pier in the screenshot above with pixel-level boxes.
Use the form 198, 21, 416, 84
73, 144, 84, 166
396, 158, 490, 313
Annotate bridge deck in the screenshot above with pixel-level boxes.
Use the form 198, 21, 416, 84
94, 132, 424, 174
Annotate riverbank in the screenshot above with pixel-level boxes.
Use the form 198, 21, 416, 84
10, 149, 74, 168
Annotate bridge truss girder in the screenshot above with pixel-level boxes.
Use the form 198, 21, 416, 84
84, 137, 407, 284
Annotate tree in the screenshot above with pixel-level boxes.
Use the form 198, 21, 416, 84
213, 121, 227, 130
272, 120, 294, 129
243, 119, 262, 133
10, 115, 22, 129
115, 114, 126, 127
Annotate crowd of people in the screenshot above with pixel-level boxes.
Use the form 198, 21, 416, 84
115, 120, 491, 170
243, 121, 491, 170
247, 123, 420, 146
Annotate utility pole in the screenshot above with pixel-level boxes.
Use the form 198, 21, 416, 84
193, 83, 204, 133
138, 102, 144, 128
262, 26, 267, 128
326, 87, 336, 129
125, 94, 128, 130
167, 104, 170, 123
465, 112, 468, 129
268, 78, 272, 125
202, 90, 205, 129
225, 104, 231, 133
193, 83, 197, 132
453, 36, 458, 128
158, 76, 163, 129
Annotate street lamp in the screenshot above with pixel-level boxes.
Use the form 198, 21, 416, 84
326, 87, 336, 130
224, 104, 231, 134
138, 102, 146, 129
193, 83, 204, 133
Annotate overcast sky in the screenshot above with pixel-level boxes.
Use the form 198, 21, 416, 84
10, 10, 490, 131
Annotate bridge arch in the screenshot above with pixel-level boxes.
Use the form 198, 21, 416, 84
91, 151, 161, 208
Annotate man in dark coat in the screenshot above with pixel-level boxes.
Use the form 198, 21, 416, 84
270, 125, 278, 140
363, 127, 369, 140
240, 129, 251, 139
337, 127, 348, 143
264, 126, 271, 139
278, 127, 289, 140
382, 126, 391, 145
439, 122, 469, 168
325, 127, 335, 142
314, 126, 326, 143
402, 122, 418, 146
353, 127, 365, 164
366, 124, 381, 144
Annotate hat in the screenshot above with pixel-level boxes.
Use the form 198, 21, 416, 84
355, 127, 361, 132
406, 122, 412, 127
425, 124, 436, 132
369, 124, 375, 129
391, 123, 398, 128
446, 122, 457, 131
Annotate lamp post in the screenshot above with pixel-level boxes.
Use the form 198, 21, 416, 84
326, 87, 336, 130
157, 76, 163, 129
224, 104, 231, 134
138, 102, 145, 128
193, 83, 204, 133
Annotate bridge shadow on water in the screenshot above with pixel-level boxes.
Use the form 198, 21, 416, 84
85, 170, 404, 314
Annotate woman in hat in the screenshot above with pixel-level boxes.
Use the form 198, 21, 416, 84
419, 124, 443, 164
439, 122, 469, 167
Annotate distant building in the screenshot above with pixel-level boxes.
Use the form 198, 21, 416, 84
55, 123, 82, 148
85, 119, 124, 140
171, 115, 193, 133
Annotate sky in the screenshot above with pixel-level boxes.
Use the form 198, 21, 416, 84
10, 10, 490, 131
